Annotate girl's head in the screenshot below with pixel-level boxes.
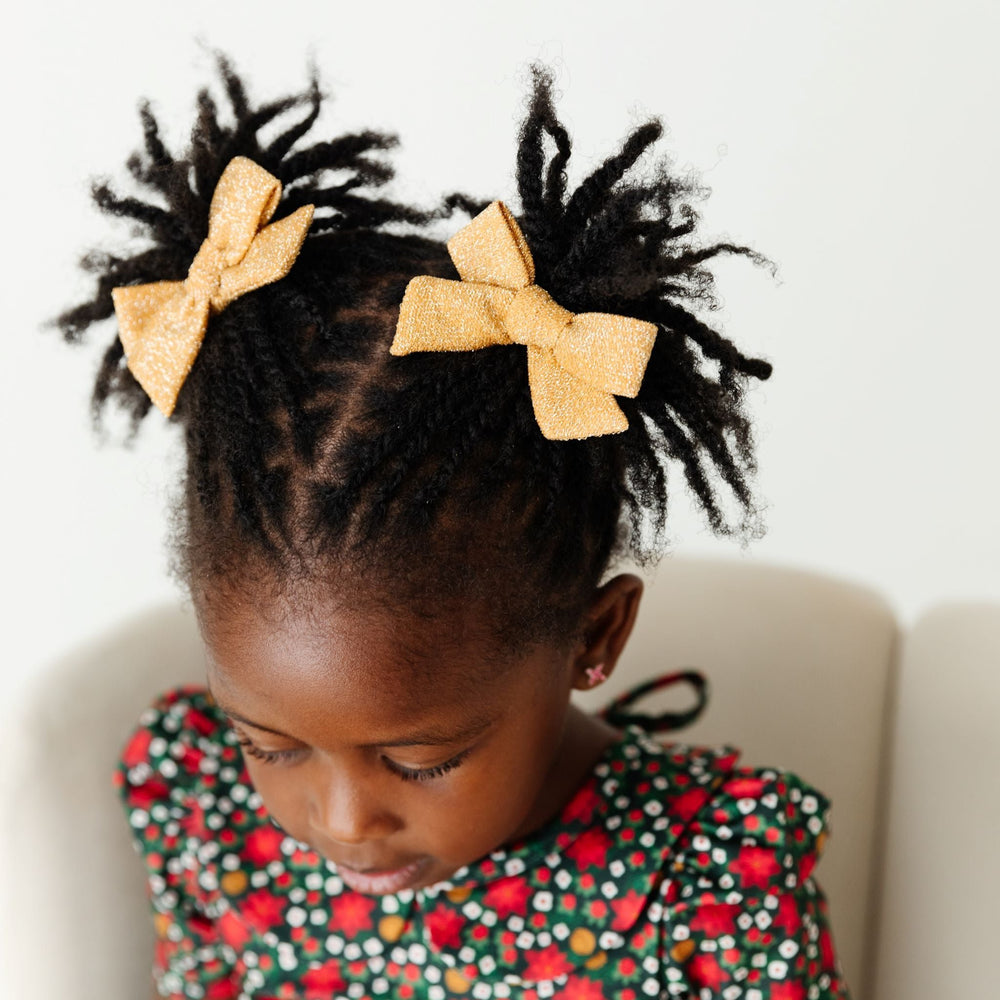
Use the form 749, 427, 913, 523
59, 53, 772, 889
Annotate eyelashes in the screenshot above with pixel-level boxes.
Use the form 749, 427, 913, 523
233, 734, 471, 782
382, 748, 472, 783
235, 737, 301, 767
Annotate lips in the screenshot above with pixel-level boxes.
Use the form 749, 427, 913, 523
336, 857, 430, 895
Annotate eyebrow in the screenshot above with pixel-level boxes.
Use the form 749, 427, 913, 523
209, 688, 495, 748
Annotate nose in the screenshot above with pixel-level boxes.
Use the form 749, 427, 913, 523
308, 762, 402, 846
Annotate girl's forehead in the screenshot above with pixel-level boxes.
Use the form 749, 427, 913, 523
201, 586, 555, 733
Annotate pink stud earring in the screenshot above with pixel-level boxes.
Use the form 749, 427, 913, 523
585, 663, 608, 687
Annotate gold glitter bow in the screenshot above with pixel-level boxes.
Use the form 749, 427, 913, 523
111, 156, 314, 416
390, 200, 658, 440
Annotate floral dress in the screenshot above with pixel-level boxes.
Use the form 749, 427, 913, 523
115, 684, 851, 999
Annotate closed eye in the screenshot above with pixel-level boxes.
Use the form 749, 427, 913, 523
381, 747, 473, 782
232, 721, 475, 779
235, 736, 303, 766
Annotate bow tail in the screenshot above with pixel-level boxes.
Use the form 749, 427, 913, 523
447, 201, 535, 289
112, 282, 210, 416
390, 276, 514, 354
526, 346, 629, 440
553, 313, 658, 397
214, 204, 315, 311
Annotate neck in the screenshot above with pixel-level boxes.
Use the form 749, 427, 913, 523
505, 704, 622, 844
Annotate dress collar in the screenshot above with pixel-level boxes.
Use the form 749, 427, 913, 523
382, 725, 740, 988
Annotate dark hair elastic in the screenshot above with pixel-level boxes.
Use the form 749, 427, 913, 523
598, 670, 709, 732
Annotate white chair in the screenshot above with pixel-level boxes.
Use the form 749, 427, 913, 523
0, 557, 940, 998
871, 604, 1000, 1000
1, 603, 206, 998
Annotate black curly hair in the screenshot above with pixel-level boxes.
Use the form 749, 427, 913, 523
55, 52, 774, 657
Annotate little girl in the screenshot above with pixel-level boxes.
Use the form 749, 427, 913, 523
58, 52, 850, 1000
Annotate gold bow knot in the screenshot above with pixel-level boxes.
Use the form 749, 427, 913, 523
390, 200, 657, 440
111, 156, 314, 416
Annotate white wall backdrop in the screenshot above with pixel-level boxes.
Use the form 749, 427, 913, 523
3, 0, 998, 699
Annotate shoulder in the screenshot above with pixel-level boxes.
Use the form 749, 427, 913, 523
115, 685, 232, 783
113, 685, 246, 846
651, 746, 849, 995
662, 743, 833, 899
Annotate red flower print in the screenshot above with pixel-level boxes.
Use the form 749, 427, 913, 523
562, 784, 603, 825
329, 892, 376, 937
523, 944, 574, 982
610, 889, 646, 930
561, 974, 606, 999
723, 777, 766, 799
204, 981, 237, 1000
689, 953, 728, 990
772, 894, 802, 933
185, 707, 219, 737
154, 937, 176, 970
187, 911, 216, 940
669, 788, 708, 822
565, 828, 613, 869
301, 959, 346, 997
771, 982, 806, 1000
484, 876, 532, 919
690, 903, 739, 936
241, 890, 287, 933
820, 926, 836, 968
243, 824, 286, 865
127, 778, 171, 810
800, 851, 817, 882
122, 729, 153, 768
178, 744, 205, 772
425, 902, 466, 950
180, 800, 206, 838
731, 846, 782, 889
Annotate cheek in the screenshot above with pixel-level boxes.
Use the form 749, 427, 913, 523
241, 761, 312, 836
429, 721, 566, 847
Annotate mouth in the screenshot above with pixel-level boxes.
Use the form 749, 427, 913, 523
335, 857, 431, 895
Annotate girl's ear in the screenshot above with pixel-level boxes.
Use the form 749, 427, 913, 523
571, 573, 644, 691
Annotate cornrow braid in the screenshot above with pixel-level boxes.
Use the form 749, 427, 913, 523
55, 53, 774, 658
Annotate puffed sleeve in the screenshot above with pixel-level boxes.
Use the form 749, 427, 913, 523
113, 687, 240, 999
659, 764, 851, 999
